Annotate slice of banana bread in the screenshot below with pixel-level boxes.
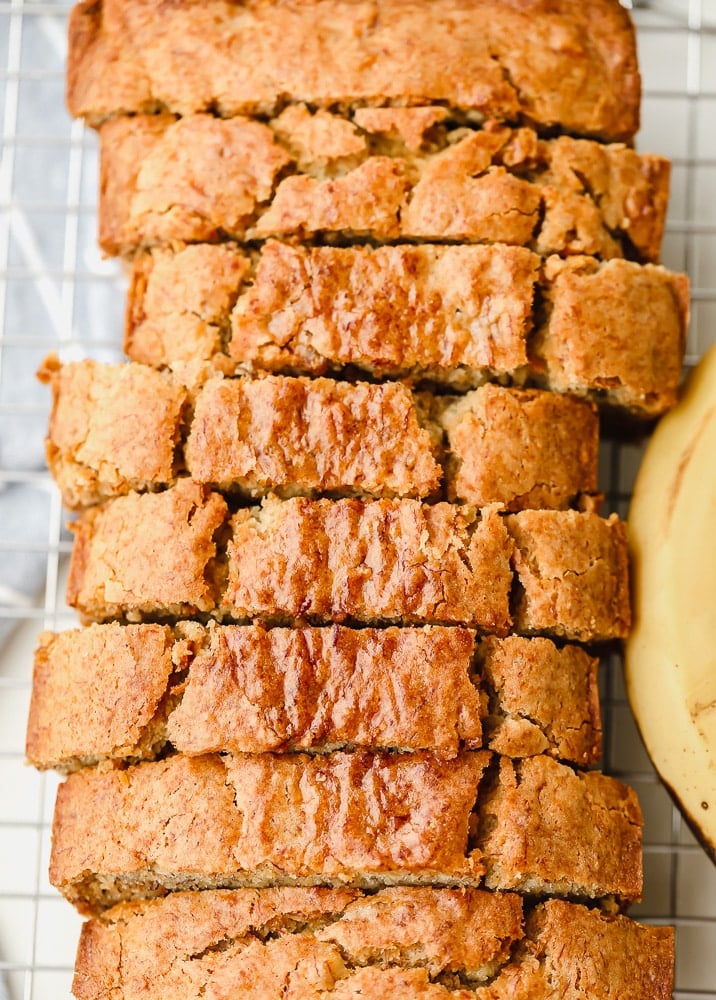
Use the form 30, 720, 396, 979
124, 241, 687, 418
26, 623, 601, 770
67, 0, 640, 141
49, 750, 641, 914
71, 888, 674, 1000
42, 358, 599, 511
97, 111, 667, 258
66, 489, 629, 641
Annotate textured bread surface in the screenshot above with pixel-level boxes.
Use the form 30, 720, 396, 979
43, 357, 599, 511
67, 0, 640, 141
438, 386, 598, 509
38, 353, 186, 509
66, 479, 228, 622
65, 488, 630, 641
49, 750, 641, 913
98, 111, 667, 258
71, 888, 674, 1000
533, 254, 689, 415
476, 636, 601, 764
26, 623, 601, 769
126, 241, 688, 418
507, 508, 630, 641
478, 756, 642, 901
223, 501, 629, 640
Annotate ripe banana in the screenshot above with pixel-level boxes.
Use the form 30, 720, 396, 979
626, 344, 716, 862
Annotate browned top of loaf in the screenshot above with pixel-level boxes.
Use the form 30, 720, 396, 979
26, 623, 601, 769
49, 750, 641, 914
98, 111, 666, 259
65, 488, 630, 641
71, 889, 674, 1000
223, 500, 629, 640
41, 356, 599, 511
50, 750, 489, 912
41, 361, 444, 507
186, 374, 443, 500
126, 241, 688, 419
129, 241, 538, 378
67, 0, 640, 141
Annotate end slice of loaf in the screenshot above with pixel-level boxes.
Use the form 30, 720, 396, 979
67, 0, 641, 141
49, 750, 642, 914
71, 888, 674, 1000
26, 623, 601, 770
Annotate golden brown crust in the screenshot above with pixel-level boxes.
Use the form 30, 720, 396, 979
125, 243, 249, 368
125, 242, 687, 418
230, 241, 536, 382
43, 358, 599, 511
65, 488, 629, 641
532, 255, 690, 415
71, 890, 674, 1000
66, 479, 227, 622
222, 497, 514, 632
438, 386, 598, 510
169, 625, 484, 760
72, 886, 523, 999
26, 624, 602, 769
506, 509, 631, 642
99, 114, 291, 254
185, 375, 442, 500
477, 756, 642, 902
50, 750, 489, 911
97, 112, 664, 258
68, 0, 641, 140
49, 750, 642, 913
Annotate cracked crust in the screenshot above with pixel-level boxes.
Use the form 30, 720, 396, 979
65, 488, 629, 642
71, 889, 674, 1000
185, 375, 443, 500
477, 636, 601, 764
97, 111, 666, 259
126, 241, 687, 419
71, 886, 523, 998
39, 354, 188, 509
42, 358, 599, 511
438, 386, 598, 510
49, 750, 642, 914
67, 0, 641, 142
26, 624, 602, 770
477, 756, 642, 902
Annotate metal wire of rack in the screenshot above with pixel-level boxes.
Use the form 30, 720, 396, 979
0, 1, 714, 997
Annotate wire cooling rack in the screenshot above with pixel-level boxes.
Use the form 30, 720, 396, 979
0, 1, 715, 997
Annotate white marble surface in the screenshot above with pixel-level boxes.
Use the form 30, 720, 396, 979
0, 1, 714, 997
